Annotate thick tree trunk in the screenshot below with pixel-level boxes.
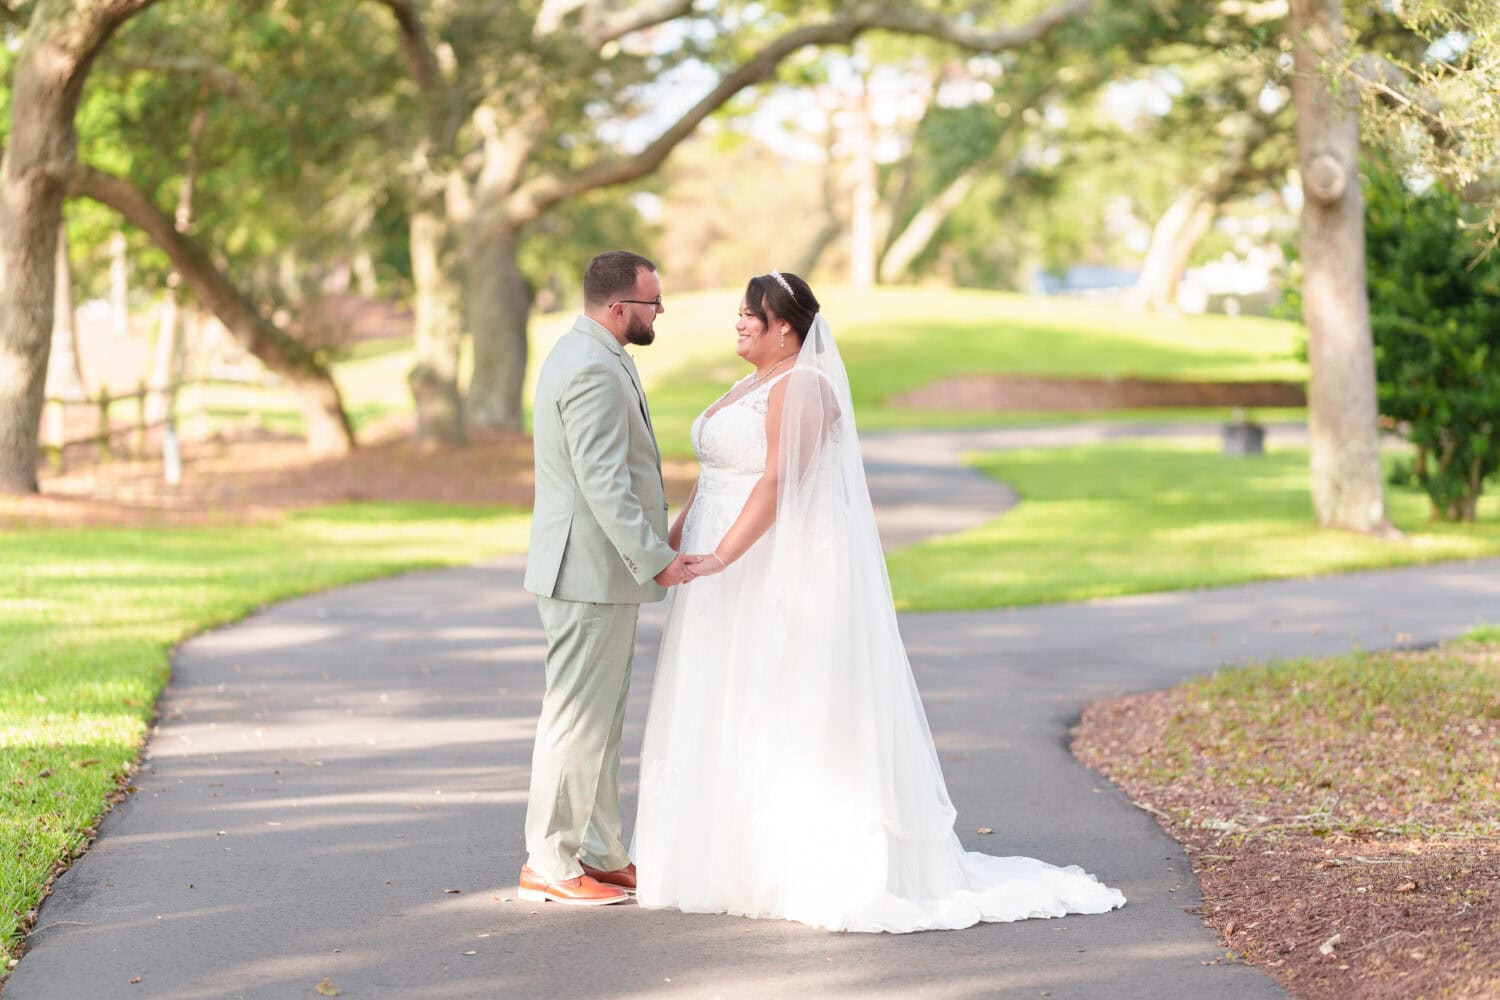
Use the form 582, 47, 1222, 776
1125, 190, 1216, 312
407, 208, 465, 443
0, 96, 68, 491
879, 168, 980, 284
1289, 0, 1390, 534
71, 164, 355, 456
46, 221, 88, 398
1129, 107, 1276, 313
464, 221, 530, 431
0, 0, 160, 493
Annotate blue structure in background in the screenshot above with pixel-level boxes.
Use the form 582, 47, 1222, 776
1030, 265, 1139, 296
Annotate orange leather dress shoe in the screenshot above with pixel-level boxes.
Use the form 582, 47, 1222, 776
517, 865, 629, 906
579, 861, 637, 893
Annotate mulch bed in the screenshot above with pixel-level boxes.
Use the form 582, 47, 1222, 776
891, 374, 1306, 411
4, 416, 698, 529
1072, 654, 1500, 1000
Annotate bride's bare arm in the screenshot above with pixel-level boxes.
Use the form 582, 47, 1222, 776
690, 380, 791, 574
667, 479, 699, 551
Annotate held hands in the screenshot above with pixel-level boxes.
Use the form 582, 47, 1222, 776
653, 551, 728, 587
653, 553, 698, 587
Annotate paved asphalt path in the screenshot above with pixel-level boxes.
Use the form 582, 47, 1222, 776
11, 425, 1498, 1000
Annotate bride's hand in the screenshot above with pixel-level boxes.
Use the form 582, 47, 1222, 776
684, 553, 727, 578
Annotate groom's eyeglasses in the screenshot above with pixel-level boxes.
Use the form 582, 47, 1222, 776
615, 297, 664, 310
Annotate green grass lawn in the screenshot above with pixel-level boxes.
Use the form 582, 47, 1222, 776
0, 504, 529, 970
887, 442, 1500, 611
155, 287, 1306, 453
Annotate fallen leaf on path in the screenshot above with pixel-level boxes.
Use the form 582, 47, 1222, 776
1318, 933, 1342, 956
976, 827, 993, 835
1395, 881, 1417, 893
314, 978, 341, 997
129, 977, 141, 984
444, 888, 462, 894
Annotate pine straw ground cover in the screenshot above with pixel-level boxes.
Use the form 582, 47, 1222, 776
1073, 635, 1500, 999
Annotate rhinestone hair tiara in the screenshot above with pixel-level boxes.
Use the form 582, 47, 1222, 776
768, 270, 795, 300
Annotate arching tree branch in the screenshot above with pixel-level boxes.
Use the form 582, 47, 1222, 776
581, 0, 695, 49
69, 164, 356, 454
372, 0, 440, 91
506, 0, 1091, 221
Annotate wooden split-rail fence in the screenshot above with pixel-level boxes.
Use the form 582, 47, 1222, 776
40, 372, 279, 479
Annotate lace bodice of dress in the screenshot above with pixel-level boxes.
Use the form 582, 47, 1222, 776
683, 371, 792, 546
691, 371, 791, 486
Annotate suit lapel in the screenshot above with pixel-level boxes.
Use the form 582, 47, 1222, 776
571, 316, 661, 464
619, 353, 655, 437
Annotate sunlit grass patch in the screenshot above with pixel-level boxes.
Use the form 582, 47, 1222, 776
887, 442, 1500, 611
0, 503, 529, 970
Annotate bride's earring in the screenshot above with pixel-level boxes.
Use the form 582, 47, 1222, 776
779, 327, 786, 349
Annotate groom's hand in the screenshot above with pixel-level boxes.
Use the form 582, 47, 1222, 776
653, 554, 695, 587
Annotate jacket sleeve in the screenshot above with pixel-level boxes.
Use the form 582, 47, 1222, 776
557, 363, 675, 584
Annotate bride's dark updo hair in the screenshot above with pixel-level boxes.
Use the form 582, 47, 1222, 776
745, 271, 820, 342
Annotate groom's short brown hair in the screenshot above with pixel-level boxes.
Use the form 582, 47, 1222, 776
584, 251, 656, 308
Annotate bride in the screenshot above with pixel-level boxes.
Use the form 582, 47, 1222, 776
631, 271, 1125, 933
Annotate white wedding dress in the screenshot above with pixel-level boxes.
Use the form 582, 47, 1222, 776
632, 317, 1124, 933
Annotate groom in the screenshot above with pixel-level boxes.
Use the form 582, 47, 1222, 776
519, 250, 694, 906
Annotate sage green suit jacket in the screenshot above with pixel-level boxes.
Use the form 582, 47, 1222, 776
524, 315, 674, 604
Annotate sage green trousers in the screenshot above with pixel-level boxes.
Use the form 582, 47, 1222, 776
524, 596, 639, 882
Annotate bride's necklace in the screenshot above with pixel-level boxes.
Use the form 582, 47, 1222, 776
748, 353, 797, 387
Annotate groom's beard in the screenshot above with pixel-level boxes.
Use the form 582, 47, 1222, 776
624, 312, 656, 346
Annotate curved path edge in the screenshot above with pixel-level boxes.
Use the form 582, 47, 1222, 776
11, 423, 1498, 1000
862, 421, 1313, 549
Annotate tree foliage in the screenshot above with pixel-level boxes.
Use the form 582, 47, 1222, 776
1365, 158, 1500, 521
1355, 0, 1499, 255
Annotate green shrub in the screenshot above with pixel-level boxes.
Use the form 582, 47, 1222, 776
1364, 158, 1500, 521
